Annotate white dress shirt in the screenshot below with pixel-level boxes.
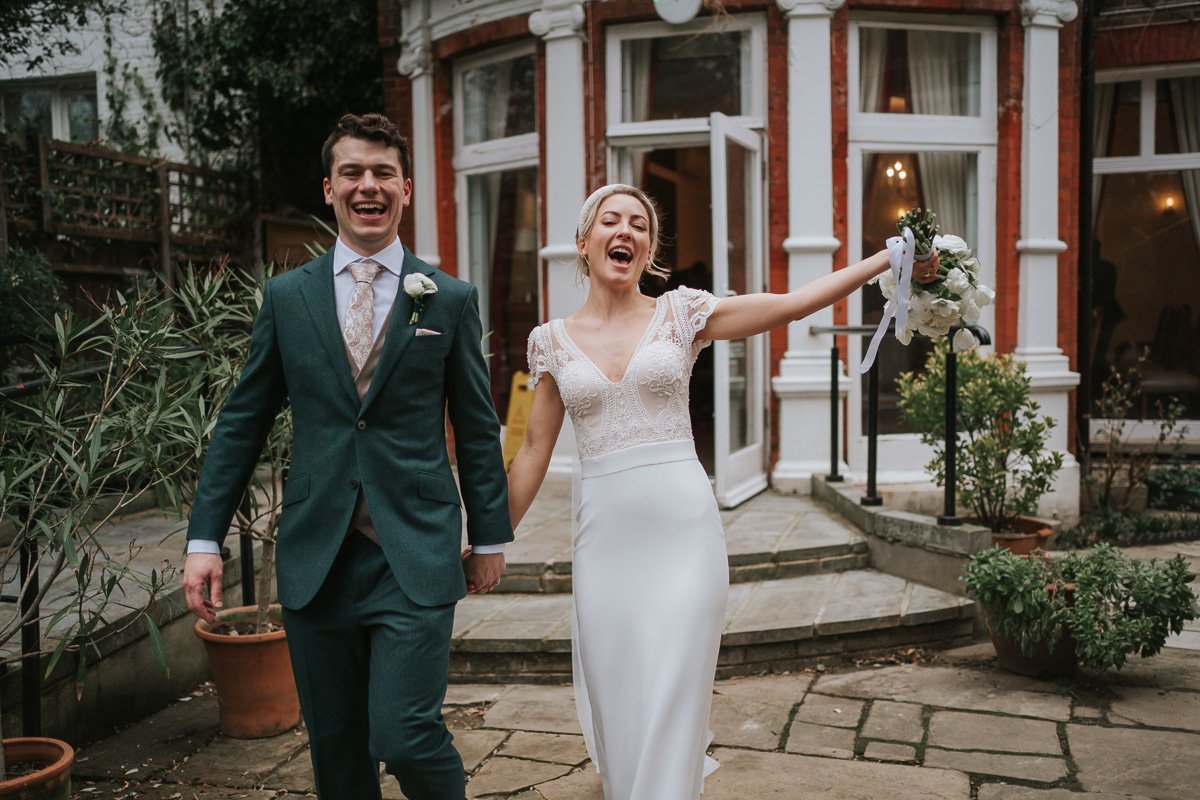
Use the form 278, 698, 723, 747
188, 236, 505, 556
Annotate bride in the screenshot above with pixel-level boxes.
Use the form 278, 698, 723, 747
505, 184, 938, 799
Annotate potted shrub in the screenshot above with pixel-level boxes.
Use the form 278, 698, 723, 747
0, 281, 205, 793
173, 265, 300, 739
898, 340, 1064, 552
963, 545, 1197, 677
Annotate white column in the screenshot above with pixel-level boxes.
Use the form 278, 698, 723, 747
771, 0, 847, 494
1017, 0, 1081, 521
397, 5, 440, 267
530, 1, 587, 473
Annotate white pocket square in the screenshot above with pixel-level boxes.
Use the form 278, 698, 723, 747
415, 327, 442, 337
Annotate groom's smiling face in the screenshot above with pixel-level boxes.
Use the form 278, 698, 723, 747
324, 137, 412, 256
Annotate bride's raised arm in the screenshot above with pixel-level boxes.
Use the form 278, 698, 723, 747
507, 373, 566, 531
699, 248, 938, 342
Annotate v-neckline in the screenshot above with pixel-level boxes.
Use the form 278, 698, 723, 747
557, 296, 662, 385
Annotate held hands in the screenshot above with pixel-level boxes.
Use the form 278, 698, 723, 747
461, 547, 506, 594
183, 552, 225, 624
913, 248, 942, 284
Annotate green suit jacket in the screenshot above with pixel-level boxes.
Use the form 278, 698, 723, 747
186, 248, 513, 608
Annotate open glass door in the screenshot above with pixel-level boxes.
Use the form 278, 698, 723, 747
710, 112, 767, 507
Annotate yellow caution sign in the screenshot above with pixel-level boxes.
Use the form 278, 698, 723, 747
503, 371, 533, 471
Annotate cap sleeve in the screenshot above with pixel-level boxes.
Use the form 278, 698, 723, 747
671, 286, 721, 353
526, 324, 553, 386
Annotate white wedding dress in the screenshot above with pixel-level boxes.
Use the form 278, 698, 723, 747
527, 287, 728, 800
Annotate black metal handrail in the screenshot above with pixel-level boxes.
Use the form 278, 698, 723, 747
937, 324, 993, 526
809, 325, 883, 505
812, 322, 993, 522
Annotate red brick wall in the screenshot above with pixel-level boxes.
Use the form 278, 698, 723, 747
1096, 20, 1200, 69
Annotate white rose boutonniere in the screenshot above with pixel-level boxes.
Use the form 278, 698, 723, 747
404, 273, 438, 325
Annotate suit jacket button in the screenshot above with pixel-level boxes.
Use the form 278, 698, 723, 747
356, 420, 367, 430
349, 479, 359, 490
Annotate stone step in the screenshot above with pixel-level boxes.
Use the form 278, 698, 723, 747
488, 484, 870, 593
450, 569, 976, 682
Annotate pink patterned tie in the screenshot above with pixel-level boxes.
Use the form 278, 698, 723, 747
343, 259, 382, 372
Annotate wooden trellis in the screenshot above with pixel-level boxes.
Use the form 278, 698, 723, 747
0, 133, 252, 287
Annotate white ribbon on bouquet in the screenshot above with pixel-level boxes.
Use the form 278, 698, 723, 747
858, 227, 917, 374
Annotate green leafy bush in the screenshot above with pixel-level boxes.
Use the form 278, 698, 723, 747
0, 247, 67, 381
897, 340, 1063, 533
964, 545, 1197, 671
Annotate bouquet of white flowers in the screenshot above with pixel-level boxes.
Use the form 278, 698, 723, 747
859, 208, 994, 373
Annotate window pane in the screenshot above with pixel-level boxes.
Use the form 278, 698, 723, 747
2, 89, 52, 137
1162, 76, 1200, 155
622, 32, 742, 122
860, 150, 979, 433
1104, 81, 1139, 157
858, 28, 981, 116
462, 54, 536, 145
1092, 169, 1200, 419
66, 90, 98, 142
467, 168, 540, 422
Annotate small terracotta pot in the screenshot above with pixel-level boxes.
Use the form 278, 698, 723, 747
989, 517, 1054, 555
0, 738, 73, 799
194, 604, 301, 738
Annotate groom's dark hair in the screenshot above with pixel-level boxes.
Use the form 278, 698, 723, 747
321, 113, 411, 181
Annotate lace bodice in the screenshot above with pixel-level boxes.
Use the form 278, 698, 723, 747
527, 287, 720, 460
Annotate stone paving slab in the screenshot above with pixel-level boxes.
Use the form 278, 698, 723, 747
703, 748, 970, 799
922, 748, 1068, 783
794, 693, 864, 728
169, 729, 308, 787
861, 699, 925, 742
814, 665, 1072, 721
483, 685, 582, 735
498, 732, 588, 766
784, 721, 857, 758
976, 787, 1155, 800
468, 757, 575, 796
1068, 723, 1200, 800
1106, 684, 1200, 730
926, 710, 1062, 754
73, 693, 219, 780
709, 673, 811, 749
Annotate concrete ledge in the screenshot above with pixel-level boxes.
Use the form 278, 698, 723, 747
813, 476, 992, 597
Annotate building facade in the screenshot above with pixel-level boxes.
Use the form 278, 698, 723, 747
378, 0, 1200, 516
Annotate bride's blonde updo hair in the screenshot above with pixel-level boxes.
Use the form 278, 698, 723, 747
575, 184, 669, 281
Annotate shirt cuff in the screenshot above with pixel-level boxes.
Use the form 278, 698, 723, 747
187, 539, 222, 555
471, 544, 506, 555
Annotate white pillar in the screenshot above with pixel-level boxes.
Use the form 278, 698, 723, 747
1017, 0, 1081, 521
397, 4, 439, 267
771, 0, 847, 494
530, 1, 588, 473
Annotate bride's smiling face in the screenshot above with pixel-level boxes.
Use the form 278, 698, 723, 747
578, 193, 652, 288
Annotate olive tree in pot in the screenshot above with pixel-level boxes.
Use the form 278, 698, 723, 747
963, 544, 1197, 677
173, 265, 300, 739
0, 282, 205, 793
898, 341, 1064, 552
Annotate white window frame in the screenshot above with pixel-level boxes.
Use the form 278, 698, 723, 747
0, 73, 98, 142
846, 15, 999, 481
1092, 62, 1200, 445
604, 14, 767, 144
452, 42, 539, 289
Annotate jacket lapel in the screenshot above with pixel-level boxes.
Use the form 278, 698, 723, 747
359, 247, 434, 413
297, 250, 360, 408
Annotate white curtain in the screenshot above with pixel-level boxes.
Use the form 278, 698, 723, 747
1092, 82, 1115, 219
859, 27, 886, 114
627, 39, 653, 123
1169, 77, 1200, 254
908, 31, 968, 235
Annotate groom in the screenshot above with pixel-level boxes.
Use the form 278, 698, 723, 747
182, 113, 512, 799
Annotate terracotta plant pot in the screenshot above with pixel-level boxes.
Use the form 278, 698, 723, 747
194, 604, 301, 738
985, 617, 1077, 679
0, 738, 73, 799
989, 516, 1054, 555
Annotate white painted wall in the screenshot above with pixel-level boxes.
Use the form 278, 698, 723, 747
0, 1, 184, 160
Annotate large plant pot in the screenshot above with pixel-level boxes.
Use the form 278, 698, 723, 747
989, 516, 1054, 555
194, 604, 301, 738
0, 738, 73, 799
984, 608, 1077, 679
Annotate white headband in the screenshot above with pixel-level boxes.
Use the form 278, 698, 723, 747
576, 183, 645, 240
